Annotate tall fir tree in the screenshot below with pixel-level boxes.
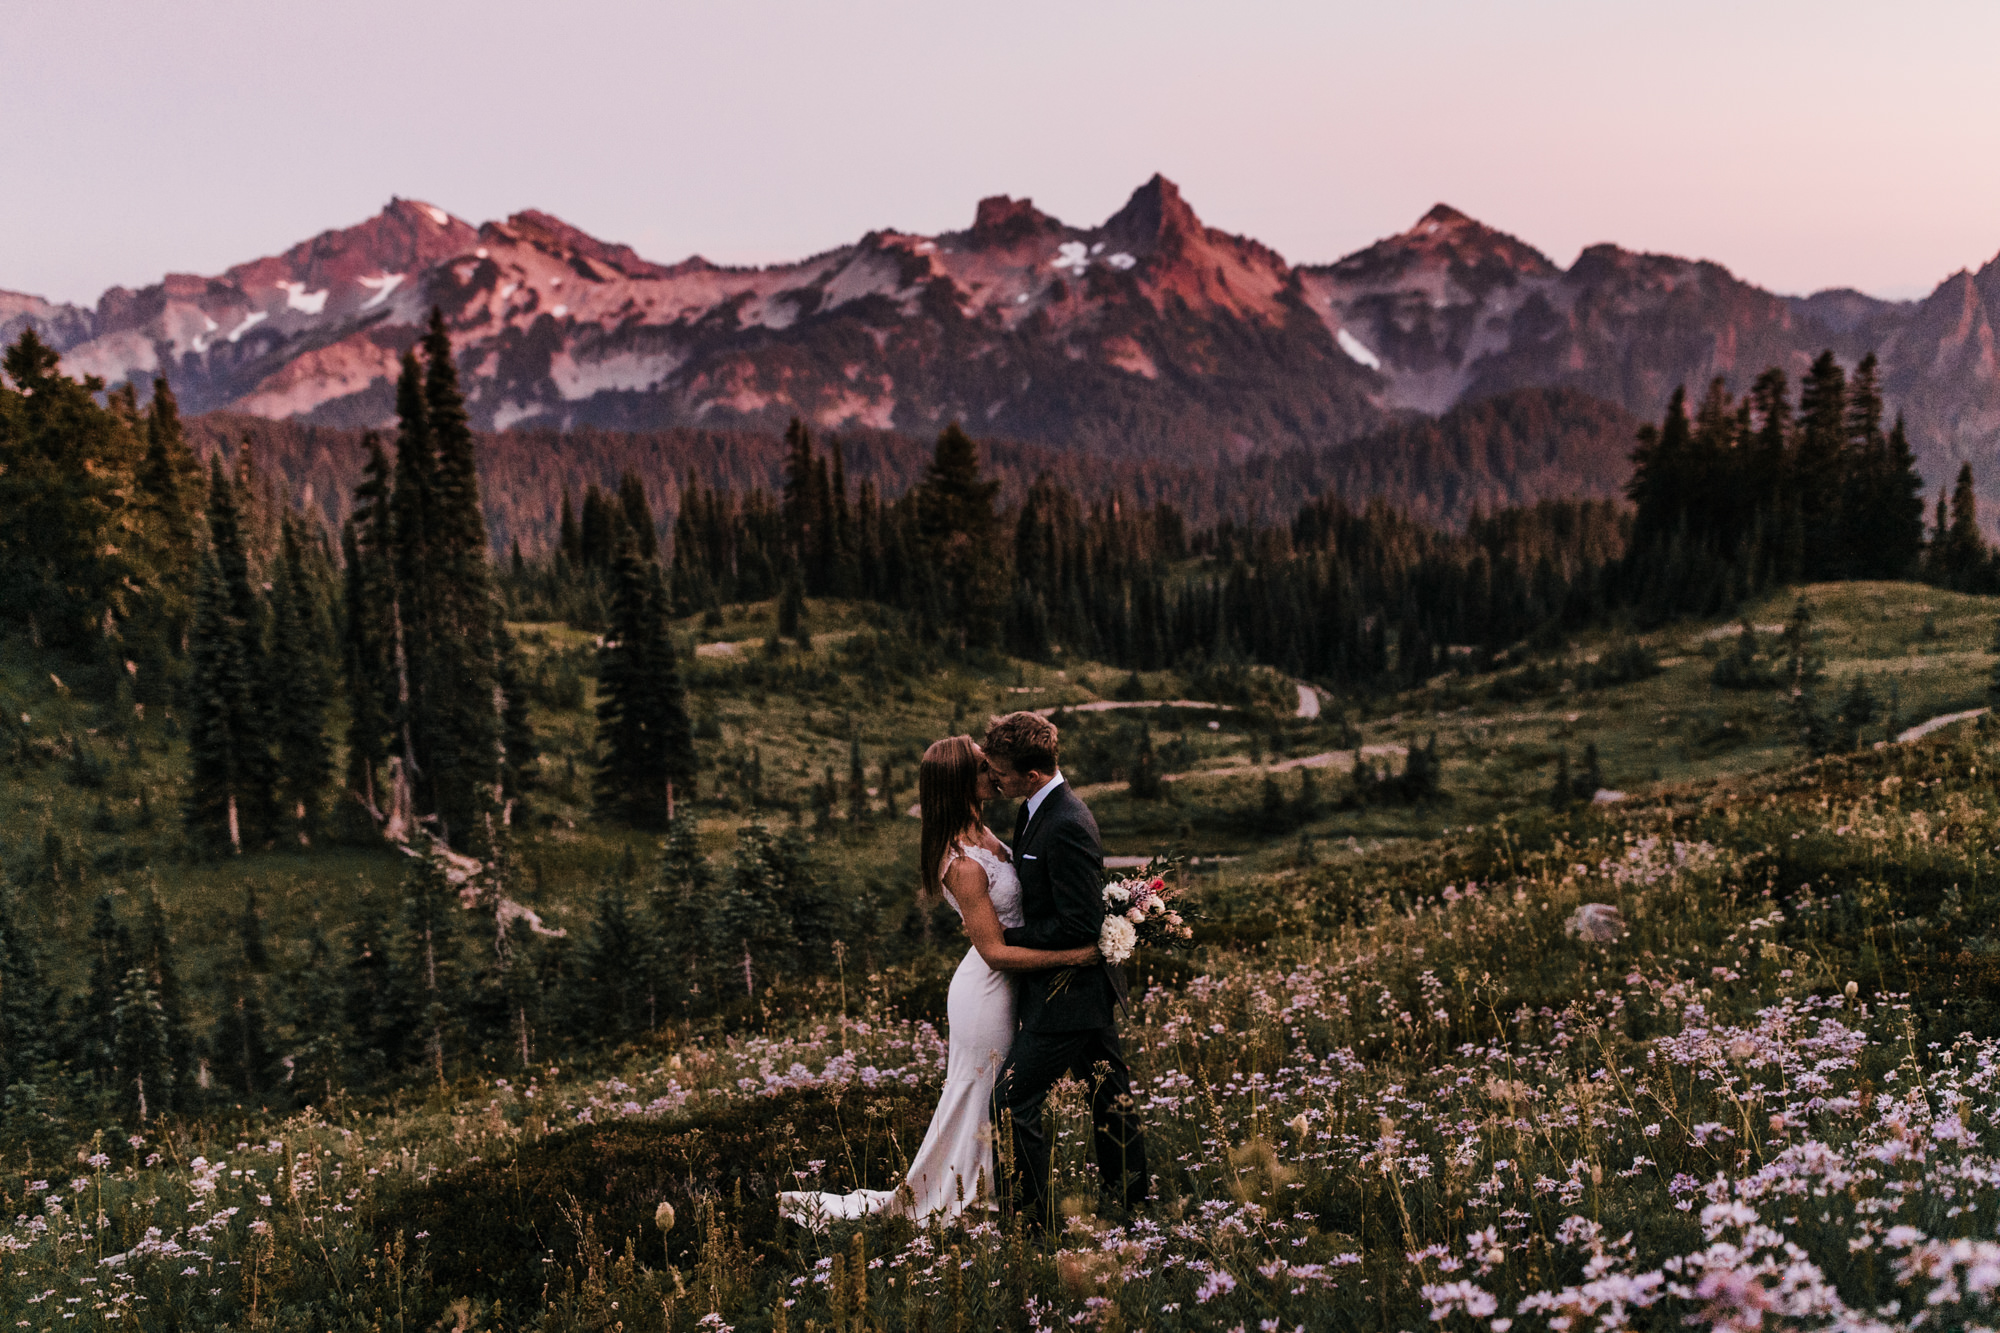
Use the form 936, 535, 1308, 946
128, 375, 202, 701
400, 851, 463, 1087
0, 882, 60, 1093
595, 541, 697, 827
1793, 351, 1849, 579
495, 611, 538, 824
418, 310, 501, 846
342, 433, 398, 827
618, 471, 659, 561
271, 517, 334, 840
133, 885, 195, 1116
390, 348, 436, 817
212, 885, 276, 1101
916, 423, 1003, 649
185, 463, 277, 852
1939, 461, 1989, 591
0, 331, 149, 660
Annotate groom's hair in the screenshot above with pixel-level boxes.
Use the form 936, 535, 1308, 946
985, 711, 1059, 775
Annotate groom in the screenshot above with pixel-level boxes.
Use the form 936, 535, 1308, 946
984, 711, 1149, 1234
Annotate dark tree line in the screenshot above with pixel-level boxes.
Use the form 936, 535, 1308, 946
1622, 352, 1928, 621
0, 819, 859, 1127
618, 415, 1630, 694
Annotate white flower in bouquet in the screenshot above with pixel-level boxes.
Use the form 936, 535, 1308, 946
1100, 915, 1138, 965
1126, 906, 1147, 923
1105, 884, 1131, 905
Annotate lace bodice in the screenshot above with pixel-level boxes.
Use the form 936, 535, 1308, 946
940, 841, 1025, 929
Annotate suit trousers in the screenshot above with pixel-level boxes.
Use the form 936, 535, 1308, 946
996, 1023, 1149, 1231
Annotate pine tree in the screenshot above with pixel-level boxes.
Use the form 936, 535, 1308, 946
112, 965, 175, 1123
0, 331, 150, 659
341, 901, 406, 1085
271, 518, 334, 840
1878, 416, 1928, 577
1794, 351, 1849, 580
400, 851, 462, 1087
1941, 462, 1988, 591
341, 434, 398, 828
618, 471, 659, 561
1837, 674, 1880, 751
287, 921, 347, 1106
133, 885, 194, 1115
74, 895, 129, 1085
595, 542, 697, 828
916, 423, 1003, 649
128, 375, 201, 702
845, 737, 869, 826
0, 883, 60, 1093
576, 883, 649, 1043
710, 827, 789, 1000
558, 488, 582, 566
495, 614, 538, 824
781, 417, 818, 574
419, 310, 501, 846
1292, 764, 1319, 823
1131, 725, 1163, 799
1548, 751, 1575, 809
579, 486, 617, 569
184, 547, 268, 852
213, 885, 276, 1101
777, 569, 807, 644
652, 817, 715, 1006
390, 349, 436, 810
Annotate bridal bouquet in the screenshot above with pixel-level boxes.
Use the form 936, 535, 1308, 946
1097, 858, 1196, 965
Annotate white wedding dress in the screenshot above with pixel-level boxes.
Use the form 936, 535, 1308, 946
779, 841, 1020, 1229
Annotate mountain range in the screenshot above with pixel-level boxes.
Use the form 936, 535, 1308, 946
7, 176, 2000, 493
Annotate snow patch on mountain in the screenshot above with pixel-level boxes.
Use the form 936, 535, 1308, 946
548, 346, 682, 401
814, 387, 897, 431
1336, 328, 1381, 369
276, 281, 329, 315
358, 274, 405, 309
489, 399, 546, 432
234, 334, 401, 418
226, 311, 268, 342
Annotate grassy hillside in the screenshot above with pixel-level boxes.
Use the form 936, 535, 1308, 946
5, 581, 2000, 1330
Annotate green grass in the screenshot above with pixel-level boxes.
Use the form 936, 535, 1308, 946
8, 580, 2000, 1330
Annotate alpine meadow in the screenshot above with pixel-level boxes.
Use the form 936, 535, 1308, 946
13, 224, 2000, 1333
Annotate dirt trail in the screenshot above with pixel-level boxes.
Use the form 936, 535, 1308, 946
1895, 707, 1989, 744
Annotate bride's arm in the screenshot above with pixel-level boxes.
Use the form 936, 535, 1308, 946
943, 859, 1099, 971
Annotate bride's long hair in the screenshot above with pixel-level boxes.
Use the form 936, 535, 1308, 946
919, 736, 984, 899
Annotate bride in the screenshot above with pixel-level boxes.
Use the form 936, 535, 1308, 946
779, 735, 1098, 1228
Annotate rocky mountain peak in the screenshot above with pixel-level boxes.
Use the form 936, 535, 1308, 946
1325, 204, 1556, 287
1102, 173, 1206, 253
970, 195, 1060, 246
491, 209, 675, 280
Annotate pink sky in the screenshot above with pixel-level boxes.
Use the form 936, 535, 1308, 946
8, 0, 1999, 307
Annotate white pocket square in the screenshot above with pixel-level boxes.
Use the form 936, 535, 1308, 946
1021, 853, 1038, 860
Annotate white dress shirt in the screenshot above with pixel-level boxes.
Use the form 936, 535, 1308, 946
1024, 769, 1066, 825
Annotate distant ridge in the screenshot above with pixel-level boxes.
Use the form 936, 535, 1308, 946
6, 178, 2000, 494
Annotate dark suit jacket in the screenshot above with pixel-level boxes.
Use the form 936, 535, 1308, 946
1003, 781, 1118, 1033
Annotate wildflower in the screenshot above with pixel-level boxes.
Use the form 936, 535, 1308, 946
1195, 1269, 1237, 1303
1421, 1280, 1497, 1320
